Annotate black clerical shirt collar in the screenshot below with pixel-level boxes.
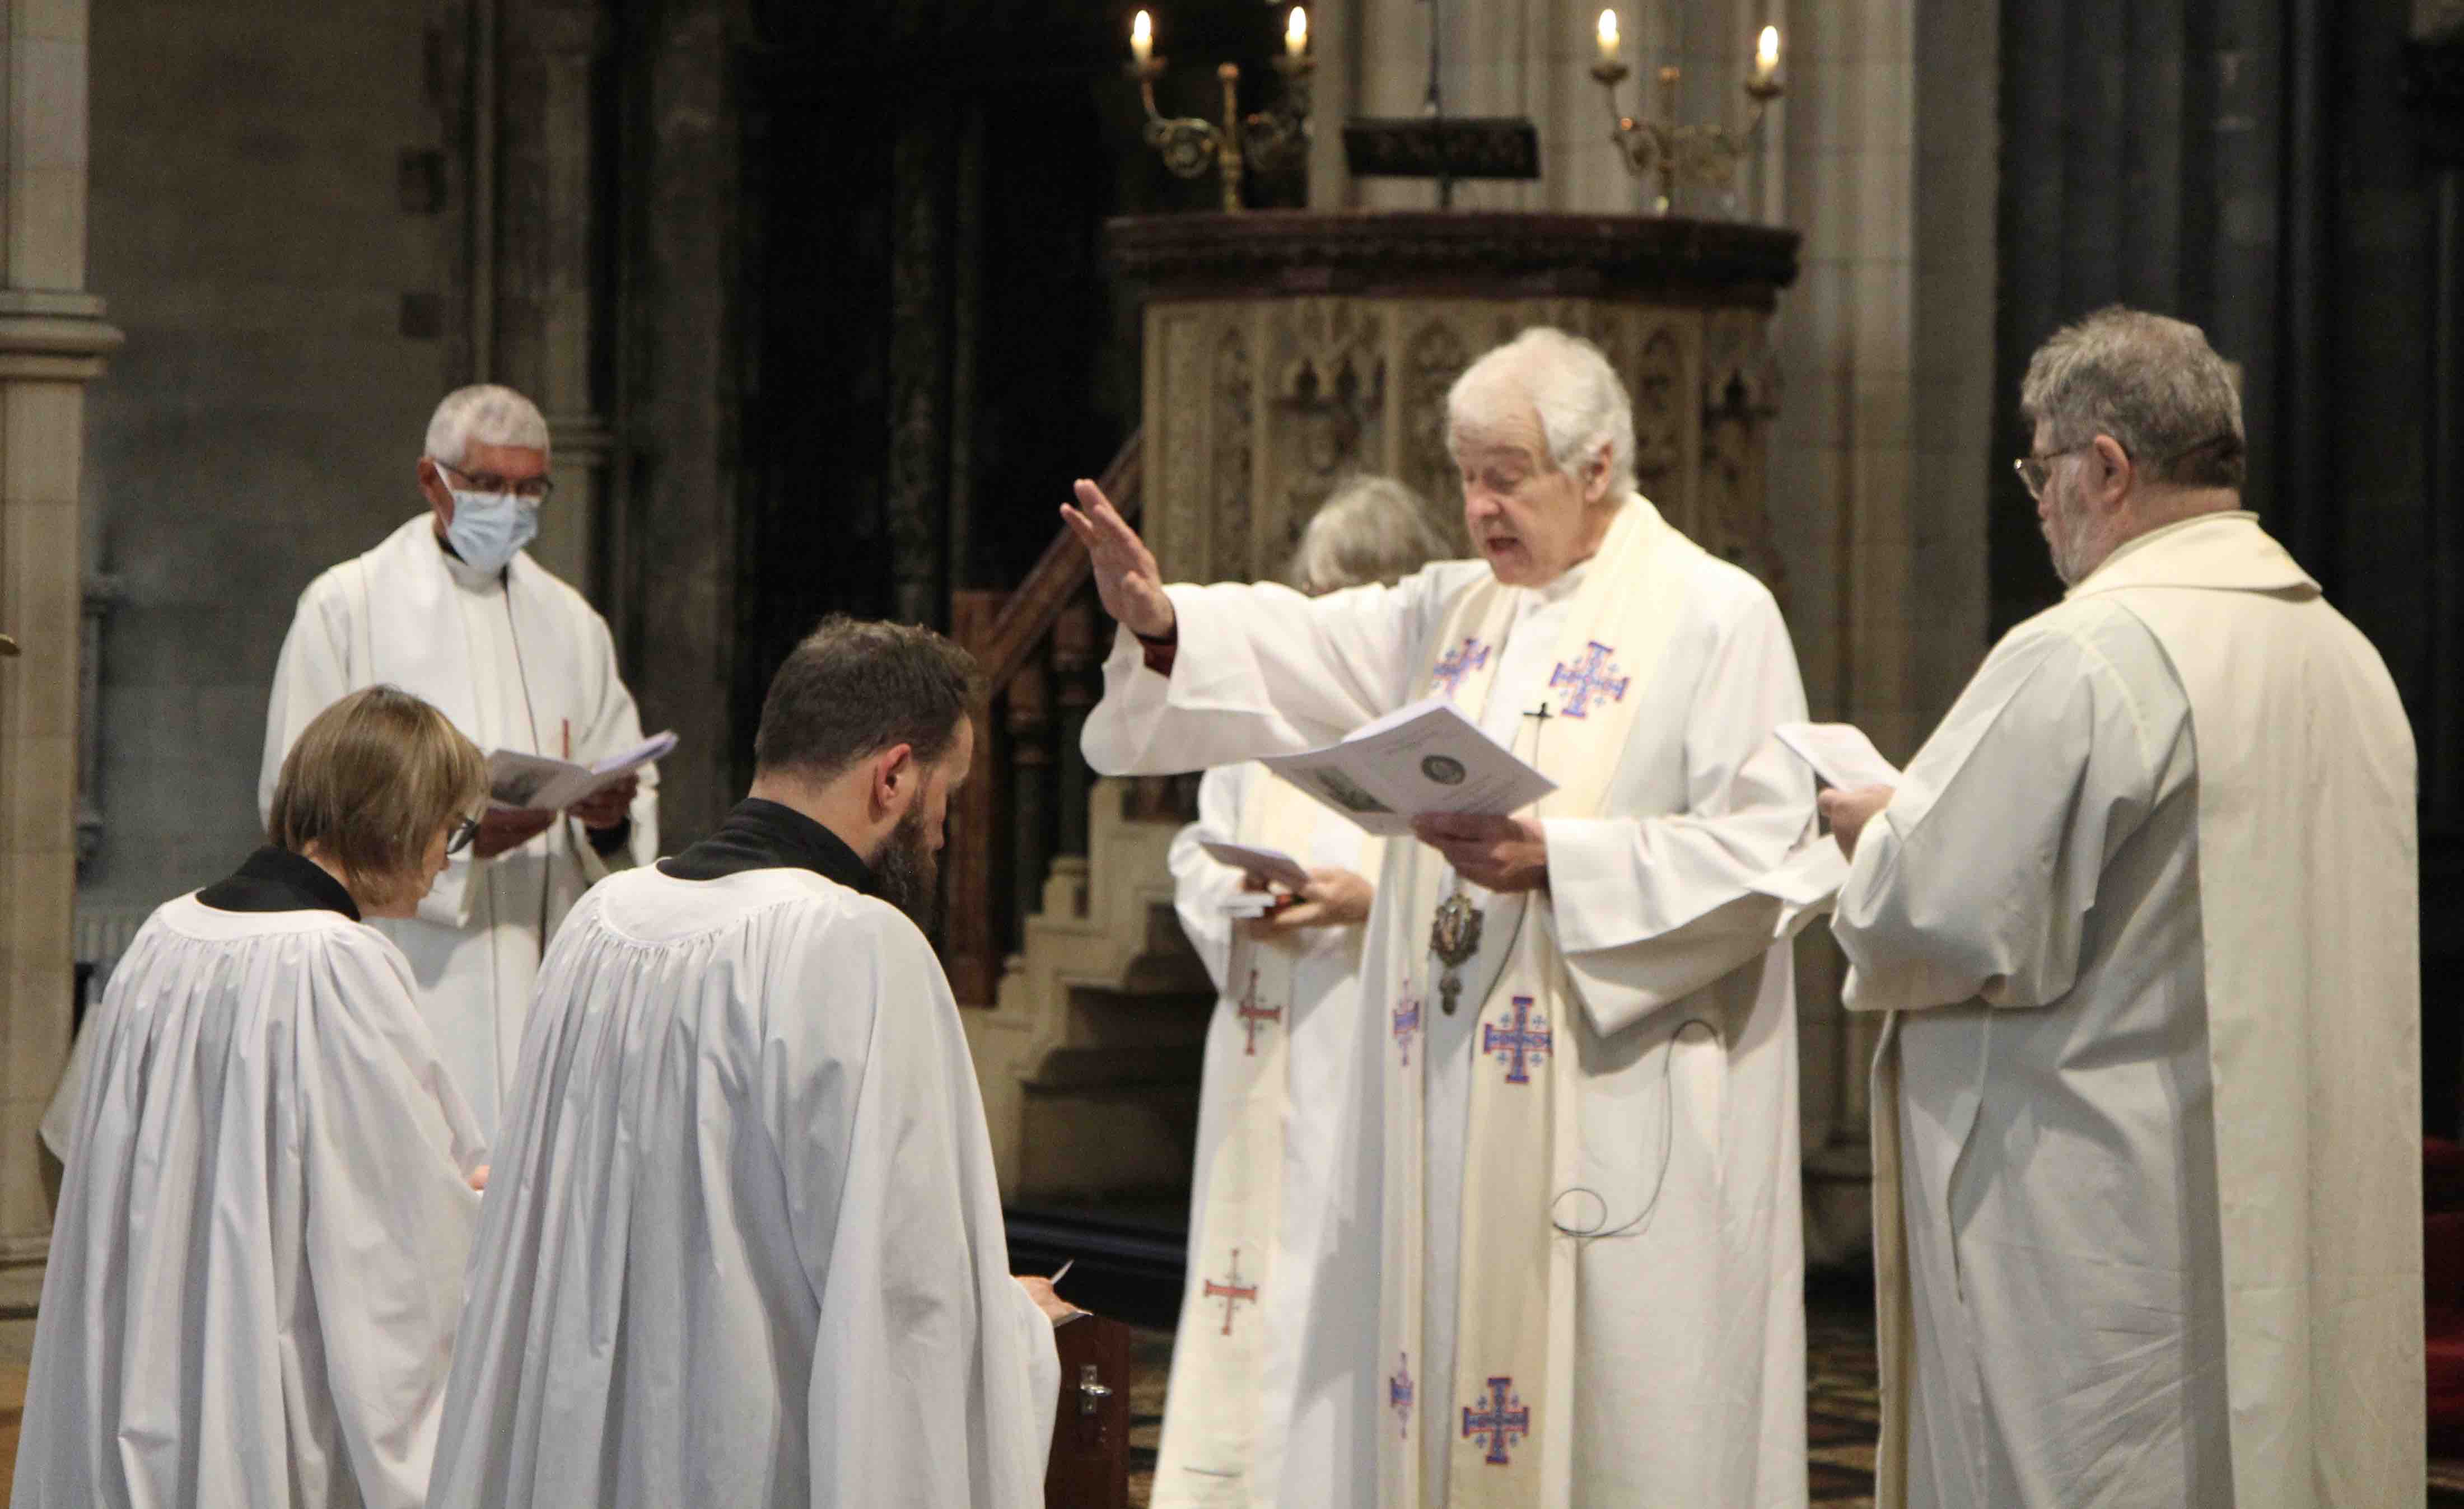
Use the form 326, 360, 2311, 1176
196, 847, 362, 922
657, 798, 874, 891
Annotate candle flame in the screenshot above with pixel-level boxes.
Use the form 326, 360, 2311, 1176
1758, 25, 1780, 68
1598, 10, 1620, 50
1287, 6, 1307, 51
1133, 11, 1152, 45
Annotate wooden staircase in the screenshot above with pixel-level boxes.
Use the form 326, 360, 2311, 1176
946, 431, 1214, 1202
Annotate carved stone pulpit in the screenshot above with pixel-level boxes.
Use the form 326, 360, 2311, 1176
1107, 211, 1801, 601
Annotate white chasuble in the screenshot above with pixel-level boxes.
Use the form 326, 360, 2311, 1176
258, 513, 660, 1142
1833, 513, 2423, 1509
1083, 496, 1814, 1508
1158, 768, 1383, 1506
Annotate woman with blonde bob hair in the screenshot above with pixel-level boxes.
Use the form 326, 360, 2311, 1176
18, 685, 494, 1509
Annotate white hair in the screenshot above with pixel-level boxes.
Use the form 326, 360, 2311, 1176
1444, 327, 1636, 497
423, 384, 550, 467
2021, 306, 2246, 489
1284, 475, 1450, 595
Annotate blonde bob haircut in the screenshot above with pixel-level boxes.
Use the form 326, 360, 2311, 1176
268, 685, 487, 907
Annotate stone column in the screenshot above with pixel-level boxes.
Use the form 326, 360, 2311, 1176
0, 0, 120, 1263
497, 0, 614, 600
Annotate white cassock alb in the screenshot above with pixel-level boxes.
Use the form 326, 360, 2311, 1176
1085, 497, 1812, 1507
258, 513, 660, 1141
1157, 764, 1385, 1507
427, 799, 1058, 1509
1829, 512, 2424, 1508
16, 850, 486, 1509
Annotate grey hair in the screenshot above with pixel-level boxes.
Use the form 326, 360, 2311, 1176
1445, 327, 1636, 497
423, 384, 551, 467
2020, 306, 2246, 489
1284, 475, 1451, 595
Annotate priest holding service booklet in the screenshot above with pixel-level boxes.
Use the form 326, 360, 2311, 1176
1072, 327, 1817, 1508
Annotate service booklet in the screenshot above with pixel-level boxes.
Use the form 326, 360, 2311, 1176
1196, 839, 1315, 893
1260, 697, 1556, 837
487, 730, 678, 812
1772, 722, 1903, 790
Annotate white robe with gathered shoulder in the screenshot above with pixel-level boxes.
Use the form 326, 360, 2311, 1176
258, 513, 659, 1141
15, 899, 486, 1509
1084, 546, 1813, 1506
1160, 763, 1385, 1507
1832, 512, 2423, 1509
427, 862, 1060, 1508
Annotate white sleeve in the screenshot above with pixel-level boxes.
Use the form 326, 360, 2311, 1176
1080, 567, 1457, 776
1167, 766, 1253, 993
1832, 614, 2177, 1013
297, 936, 485, 1509
260, 575, 357, 830
1542, 588, 1817, 1036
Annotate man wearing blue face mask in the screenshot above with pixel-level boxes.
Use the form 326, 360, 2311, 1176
256, 384, 661, 1143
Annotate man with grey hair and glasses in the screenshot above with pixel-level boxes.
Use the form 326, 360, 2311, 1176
1073, 328, 1814, 1506
257, 383, 660, 1143
1820, 306, 2423, 1506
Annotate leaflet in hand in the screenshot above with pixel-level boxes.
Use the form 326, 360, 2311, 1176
487, 730, 677, 812
1259, 697, 1557, 837
1772, 722, 1902, 791
1197, 839, 1316, 893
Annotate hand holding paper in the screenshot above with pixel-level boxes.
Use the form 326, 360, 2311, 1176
488, 730, 677, 814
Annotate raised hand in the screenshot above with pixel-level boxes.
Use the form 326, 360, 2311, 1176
1060, 478, 1176, 640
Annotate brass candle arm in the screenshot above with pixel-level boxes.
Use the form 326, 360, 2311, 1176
1128, 51, 1313, 213
1591, 58, 1782, 215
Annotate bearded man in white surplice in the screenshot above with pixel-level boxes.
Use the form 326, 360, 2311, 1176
1071, 327, 1814, 1508
1158, 476, 1448, 1509
258, 384, 658, 1141
1821, 307, 2424, 1508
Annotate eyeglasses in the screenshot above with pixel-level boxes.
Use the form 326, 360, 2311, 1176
2014, 432, 2241, 501
433, 458, 556, 503
445, 814, 483, 857
2012, 444, 2094, 501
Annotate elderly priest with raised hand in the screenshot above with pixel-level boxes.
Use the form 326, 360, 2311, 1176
1069, 326, 1816, 1508
1820, 307, 2424, 1508
428, 616, 1065, 1509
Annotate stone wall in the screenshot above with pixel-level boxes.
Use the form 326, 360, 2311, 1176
76, 0, 451, 936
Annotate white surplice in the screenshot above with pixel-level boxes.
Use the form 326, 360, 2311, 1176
427, 858, 1059, 1508
259, 513, 659, 1139
16, 897, 486, 1509
1083, 533, 1813, 1507
1158, 763, 1384, 1507
1832, 512, 2424, 1509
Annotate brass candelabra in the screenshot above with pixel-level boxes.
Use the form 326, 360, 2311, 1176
1128, 29, 1313, 213
1590, 52, 1782, 216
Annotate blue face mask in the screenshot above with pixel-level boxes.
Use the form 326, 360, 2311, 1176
435, 466, 540, 574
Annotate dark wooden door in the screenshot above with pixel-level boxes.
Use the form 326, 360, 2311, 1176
1045, 1312, 1131, 1509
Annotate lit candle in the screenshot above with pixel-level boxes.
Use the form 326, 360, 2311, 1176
1131, 9, 1154, 66
1596, 10, 1621, 66
1286, 6, 1308, 57
1753, 25, 1781, 85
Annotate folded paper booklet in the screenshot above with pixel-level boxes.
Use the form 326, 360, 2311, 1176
1772, 722, 1903, 790
1197, 839, 1317, 893
1220, 893, 1285, 918
488, 730, 678, 812
1261, 697, 1557, 837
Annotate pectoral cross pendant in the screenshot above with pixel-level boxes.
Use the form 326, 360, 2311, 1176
1430, 888, 1484, 1016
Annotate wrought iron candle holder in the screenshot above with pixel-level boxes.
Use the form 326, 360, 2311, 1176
1127, 17, 1313, 213
1590, 40, 1782, 216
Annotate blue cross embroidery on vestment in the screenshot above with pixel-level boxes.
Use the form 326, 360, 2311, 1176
1460, 1377, 1530, 1466
1482, 994, 1551, 1085
1432, 637, 1492, 697
1548, 640, 1630, 719
1392, 982, 1421, 1069
1389, 1353, 1415, 1438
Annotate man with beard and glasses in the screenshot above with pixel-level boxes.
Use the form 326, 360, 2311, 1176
1817, 307, 2423, 1507
429, 616, 1069, 1509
